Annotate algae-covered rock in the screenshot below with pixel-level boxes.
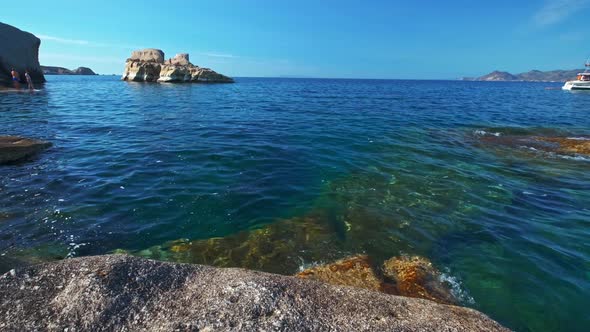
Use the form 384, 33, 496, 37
298, 254, 456, 305
134, 213, 345, 274
297, 255, 397, 294
383, 255, 456, 304
0, 136, 52, 164
536, 137, 590, 155
0, 254, 509, 331
474, 128, 590, 158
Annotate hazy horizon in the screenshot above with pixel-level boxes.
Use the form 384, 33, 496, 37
2, 0, 589, 78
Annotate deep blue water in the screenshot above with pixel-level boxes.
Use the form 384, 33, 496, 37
1, 76, 589, 331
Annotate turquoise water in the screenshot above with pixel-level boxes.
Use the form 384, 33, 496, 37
1, 76, 589, 331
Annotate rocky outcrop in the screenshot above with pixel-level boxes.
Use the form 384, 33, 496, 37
41, 66, 97, 75
0, 22, 45, 84
0, 136, 51, 164
0, 255, 508, 331
122, 49, 233, 83
382, 255, 456, 304
297, 255, 398, 295
130, 48, 165, 63
297, 255, 456, 304
121, 48, 165, 82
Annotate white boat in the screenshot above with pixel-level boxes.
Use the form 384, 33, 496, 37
562, 59, 590, 90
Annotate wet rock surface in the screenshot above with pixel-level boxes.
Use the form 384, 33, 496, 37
298, 255, 456, 304
383, 255, 456, 304
536, 137, 590, 155
0, 136, 51, 164
0, 255, 508, 331
297, 255, 397, 294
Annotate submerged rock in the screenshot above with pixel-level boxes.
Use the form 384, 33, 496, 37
474, 129, 590, 158
134, 213, 344, 274
0, 255, 508, 331
122, 49, 233, 83
536, 137, 590, 156
0, 22, 45, 84
0, 136, 51, 164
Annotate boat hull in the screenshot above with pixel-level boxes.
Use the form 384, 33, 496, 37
562, 81, 590, 90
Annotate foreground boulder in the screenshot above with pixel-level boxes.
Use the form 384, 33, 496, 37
122, 49, 233, 83
0, 22, 45, 84
0, 255, 508, 331
0, 136, 51, 164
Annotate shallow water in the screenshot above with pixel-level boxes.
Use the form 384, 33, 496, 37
1, 76, 589, 331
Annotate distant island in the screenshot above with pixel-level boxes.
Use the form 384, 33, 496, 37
463, 69, 584, 82
41, 65, 97, 75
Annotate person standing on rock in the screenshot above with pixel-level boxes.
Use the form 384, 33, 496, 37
10, 68, 20, 89
24, 70, 34, 90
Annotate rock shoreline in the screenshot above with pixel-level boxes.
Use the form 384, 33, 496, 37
0, 255, 508, 331
0, 22, 45, 84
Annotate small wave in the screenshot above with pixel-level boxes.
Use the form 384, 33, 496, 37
439, 271, 475, 304
297, 259, 327, 272
474, 130, 501, 137
566, 137, 590, 141
557, 154, 590, 162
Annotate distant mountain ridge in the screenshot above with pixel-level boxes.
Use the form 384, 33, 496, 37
41, 66, 97, 75
464, 69, 584, 82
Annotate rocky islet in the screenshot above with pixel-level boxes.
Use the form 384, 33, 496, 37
122, 48, 234, 83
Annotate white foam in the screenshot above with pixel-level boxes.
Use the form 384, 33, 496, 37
439, 271, 475, 304
297, 259, 326, 272
474, 130, 501, 137
557, 154, 590, 162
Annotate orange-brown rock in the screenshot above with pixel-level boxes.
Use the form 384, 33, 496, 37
297, 255, 397, 294
536, 137, 590, 155
382, 255, 456, 304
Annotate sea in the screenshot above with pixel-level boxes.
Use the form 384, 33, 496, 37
1, 76, 589, 332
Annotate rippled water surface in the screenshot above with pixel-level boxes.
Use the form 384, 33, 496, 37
1, 76, 590, 331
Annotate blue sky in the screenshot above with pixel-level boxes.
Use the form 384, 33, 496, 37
2, 0, 589, 78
